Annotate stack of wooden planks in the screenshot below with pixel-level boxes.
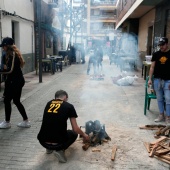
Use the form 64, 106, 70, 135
144, 136, 170, 164
139, 125, 170, 138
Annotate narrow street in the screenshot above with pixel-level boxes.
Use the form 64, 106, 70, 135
0, 55, 169, 170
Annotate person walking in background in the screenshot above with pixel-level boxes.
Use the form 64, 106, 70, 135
75, 46, 81, 64
0, 37, 31, 129
37, 90, 89, 163
87, 49, 97, 75
96, 46, 103, 74
70, 45, 76, 63
81, 46, 85, 64
148, 37, 170, 124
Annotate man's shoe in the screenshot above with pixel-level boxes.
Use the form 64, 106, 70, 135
0, 120, 11, 129
46, 149, 53, 154
54, 150, 67, 163
154, 114, 165, 122
17, 121, 31, 128
166, 116, 170, 124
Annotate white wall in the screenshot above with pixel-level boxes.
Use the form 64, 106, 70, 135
0, 0, 34, 54
1, 0, 34, 20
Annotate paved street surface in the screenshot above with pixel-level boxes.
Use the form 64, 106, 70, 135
0, 56, 169, 170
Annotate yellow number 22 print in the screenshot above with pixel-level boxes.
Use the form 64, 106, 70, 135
48, 103, 61, 113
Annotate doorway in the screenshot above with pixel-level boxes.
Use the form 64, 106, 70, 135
147, 26, 153, 55
12, 21, 19, 48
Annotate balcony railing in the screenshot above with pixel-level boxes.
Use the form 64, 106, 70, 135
91, 0, 117, 6
90, 28, 114, 34
90, 15, 116, 20
48, 0, 58, 8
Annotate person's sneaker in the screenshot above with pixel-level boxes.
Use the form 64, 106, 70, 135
17, 121, 31, 128
0, 120, 11, 129
54, 150, 67, 163
154, 114, 165, 122
46, 149, 53, 154
166, 116, 170, 124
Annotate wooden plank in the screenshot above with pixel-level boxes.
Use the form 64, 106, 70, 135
160, 155, 170, 161
82, 143, 90, 151
92, 148, 101, 152
111, 145, 117, 161
143, 142, 151, 153
156, 148, 170, 155
155, 156, 170, 164
139, 126, 159, 130
150, 136, 167, 145
149, 144, 159, 157
159, 144, 170, 151
139, 125, 166, 130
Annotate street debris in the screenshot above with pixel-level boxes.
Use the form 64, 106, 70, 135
140, 124, 170, 164
82, 143, 91, 151
111, 145, 117, 161
111, 71, 138, 86
90, 74, 104, 81
92, 148, 101, 152
139, 124, 166, 130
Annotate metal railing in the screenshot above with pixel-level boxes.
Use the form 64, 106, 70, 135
48, 0, 58, 4
91, 0, 116, 6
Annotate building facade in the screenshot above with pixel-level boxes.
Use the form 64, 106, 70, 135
0, 0, 34, 74
85, 0, 117, 53
116, 0, 170, 68
58, 0, 117, 53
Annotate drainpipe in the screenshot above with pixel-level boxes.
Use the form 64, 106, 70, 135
36, 0, 42, 83
0, 9, 2, 57
70, 0, 72, 46
31, 25, 34, 71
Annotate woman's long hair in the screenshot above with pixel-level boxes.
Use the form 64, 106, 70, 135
6, 45, 25, 68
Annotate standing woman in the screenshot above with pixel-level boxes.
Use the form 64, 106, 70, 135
0, 37, 31, 129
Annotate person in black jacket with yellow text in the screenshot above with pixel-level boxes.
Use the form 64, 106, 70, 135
37, 90, 89, 163
148, 37, 170, 124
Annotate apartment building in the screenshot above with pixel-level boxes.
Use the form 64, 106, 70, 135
0, 0, 34, 73
55, 0, 117, 53
86, 0, 117, 52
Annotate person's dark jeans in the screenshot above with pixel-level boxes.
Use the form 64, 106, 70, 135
4, 84, 28, 122
39, 130, 78, 151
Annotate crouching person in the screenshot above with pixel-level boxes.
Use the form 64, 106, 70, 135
37, 90, 89, 163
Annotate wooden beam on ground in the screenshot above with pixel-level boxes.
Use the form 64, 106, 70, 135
111, 145, 117, 161
150, 136, 167, 145
149, 144, 159, 157
143, 142, 151, 153
92, 148, 101, 152
155, 156, 170, 164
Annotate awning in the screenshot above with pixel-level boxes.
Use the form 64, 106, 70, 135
115, 0, 164, 30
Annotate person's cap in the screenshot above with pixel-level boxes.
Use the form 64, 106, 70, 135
0, 37, 14, 47
158, 37, 168, 46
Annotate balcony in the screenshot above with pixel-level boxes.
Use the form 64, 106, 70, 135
91, 0, 117, 6
90, 28, 114, 34
48, 0, 58, 8
91, 14, 116, 21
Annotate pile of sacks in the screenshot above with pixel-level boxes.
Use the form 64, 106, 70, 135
111, 71, 138, 86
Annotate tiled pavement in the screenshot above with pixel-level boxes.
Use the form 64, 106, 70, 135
0, 56, 169, 170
